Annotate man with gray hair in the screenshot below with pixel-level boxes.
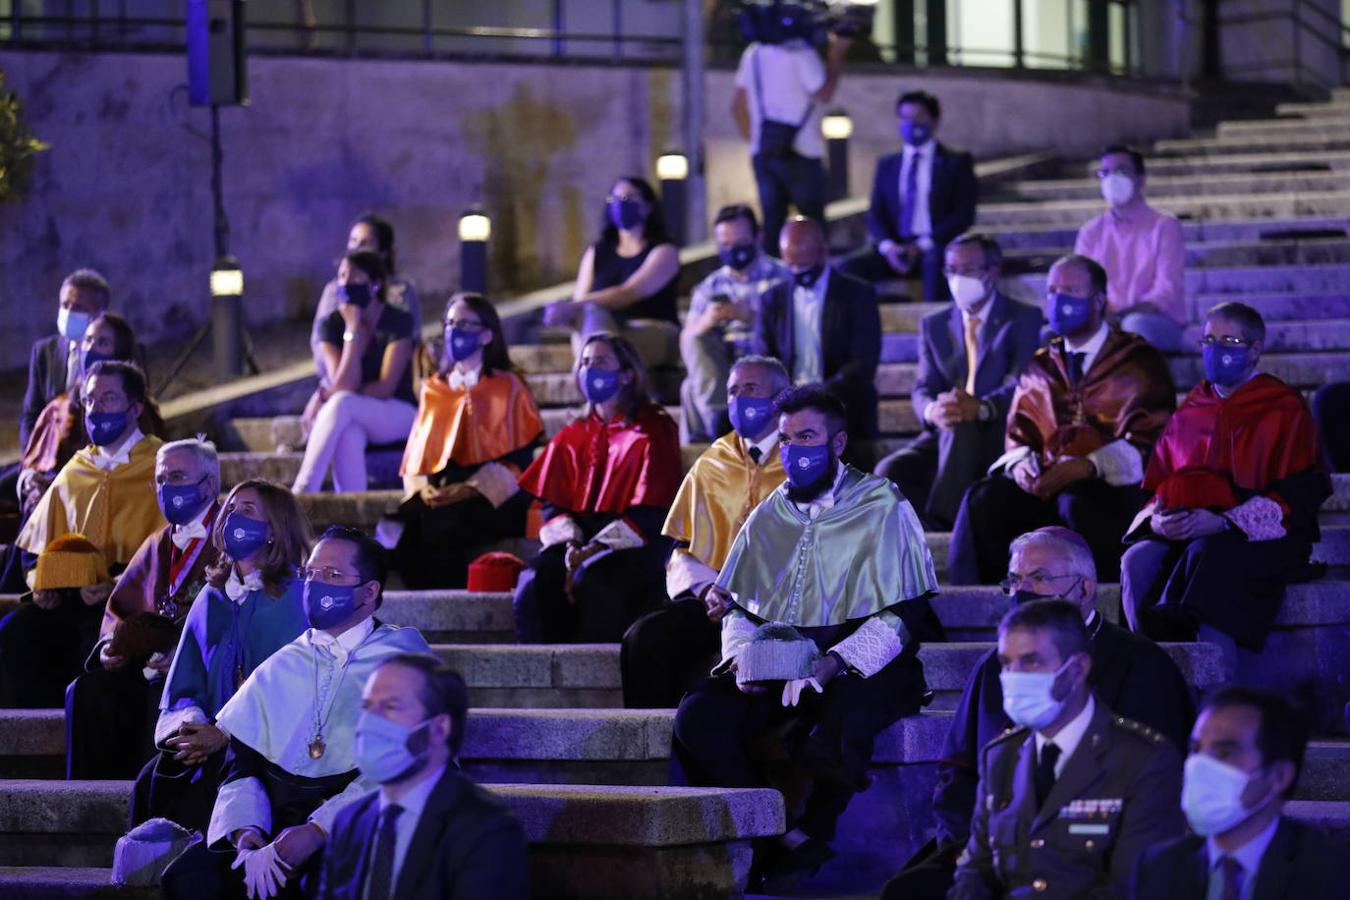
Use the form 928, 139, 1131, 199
65, 436, 224, 779
882, 525, 1192, 899
621, 356, 790, 707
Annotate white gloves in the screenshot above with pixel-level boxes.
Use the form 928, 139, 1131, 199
781, 677, 823, 707
232, 842, 290, 900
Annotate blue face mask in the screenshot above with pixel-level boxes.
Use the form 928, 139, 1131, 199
719, 243, 757, 272
447, 327, 482, 363
580, 366, 622, 405
354, 711, 434, 784
780, 442, 833, 489
58, 308, 92, 343
1203, 344, 1252, 387
1047, 291, 1095, 336
303, 579, 364, 630
159, 478, 210, 526
793, 264, 825, 289
81, 348, 115, 375
900, 121, 933, 146
608, 197, 644, 231
86, 410, 130, 447
729, 395, 776, 441
338, 283, 372, 308
222, 511, 270, 561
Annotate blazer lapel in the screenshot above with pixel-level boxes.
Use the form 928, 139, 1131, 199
1249, 818, 1298, 900
346, 799, 381, 900
393, 770, 463, 898
942, 305, 966, 388
1012, 734, 1039, 832
1032, 702, 1110, 831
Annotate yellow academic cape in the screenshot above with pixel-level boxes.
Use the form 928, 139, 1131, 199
662, 432, 786, 571
18, 435, 166, 568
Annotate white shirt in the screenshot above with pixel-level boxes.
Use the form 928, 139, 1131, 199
447, 365, 481, 391
1204, 815, 1280, 900
170, 501, 214, 551
223, 568, 265, 604
90, 427, 144, 472
1035, 695, 1096, 780
900, 139, 936, 243
744, 431, 779, 466
734, 41, 826, 159
309, 616, 375, 665
365, 764, 448, 900
791, 267, 830, 385
1063, 321, 1111, 381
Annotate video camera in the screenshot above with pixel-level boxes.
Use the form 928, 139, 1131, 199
737, 0, 876, 46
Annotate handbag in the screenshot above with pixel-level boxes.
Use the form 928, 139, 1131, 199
752, 45, 813, 160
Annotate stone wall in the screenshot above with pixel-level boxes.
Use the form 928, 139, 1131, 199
0, 50, 1190, 372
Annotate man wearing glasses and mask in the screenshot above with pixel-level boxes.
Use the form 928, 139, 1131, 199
882, 526, 1192, 900
164, 526, 430, 900
1121, 302, 1330, 671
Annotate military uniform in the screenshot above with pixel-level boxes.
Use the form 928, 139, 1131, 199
950, 696, 1185, 899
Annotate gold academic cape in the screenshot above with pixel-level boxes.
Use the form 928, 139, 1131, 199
662, 432, 786, 571
715, 465, 938, 625
17, 435, 166, 568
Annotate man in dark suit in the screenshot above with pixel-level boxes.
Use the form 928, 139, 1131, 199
843, 90, 977, 303
949, 599, 1186, 899
21, 268, 110, 448
318, 654, 528, 900
757, 216, 881, 439
882, 526, 1193, 900
1132, 687, 1349, 900
873, 234, 1042, 528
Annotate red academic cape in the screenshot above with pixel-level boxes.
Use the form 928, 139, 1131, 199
1144, 374, 1330, 535
518, 404, 681, 535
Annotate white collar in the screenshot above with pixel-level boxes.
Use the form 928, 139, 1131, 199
793, 265, 830, 301
1206, 812, 1281, 877
1036, 694, 1095, 770
743, 431, 779, 466
447, 365, 481, 391
379, 762, 447, 816
224, 568, 266, 604
310, 616, 375, 662
90, 427, 143, 471
903, 139, 936, 158
1064, 321, 1110, 357
170, 501, 214, 551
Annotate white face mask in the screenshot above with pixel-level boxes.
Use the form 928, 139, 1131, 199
999, 656, 1078, 730
1181, 753, 1272, 836
947, 274, 988, 312
1100, 172, 1135, 207
58, 308, 91, 343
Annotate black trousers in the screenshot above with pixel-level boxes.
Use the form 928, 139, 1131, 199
1312, 381, 1350, 472
875, 421, 1005, 531
840, 243, 947, 304
620, 595, 722, 709
948, 473, 1145, 585
392, 490, 530, 589
65, 665, 161, 779
130, 748, 226, 833
672, 650, 927, 842
0, 597, 103, 708
512, 542, 667, 643
753, 151, 827, 255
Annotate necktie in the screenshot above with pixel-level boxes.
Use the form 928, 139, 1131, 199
66, 343, 81, 391
1216, 855, 1243, 900
367, 804, 404, 900
1067, 351, 1086, 386
748, 446, 762, 465
899, 149, 919, 239
964, 315, 981, 395
1034, 742, 1061, 808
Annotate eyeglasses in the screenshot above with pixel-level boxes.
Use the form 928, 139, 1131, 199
443, 318, 484, 332
83, 391, 130, 412
1198, 335, 1252, 349
1095, 167, 1136, 179
299, 566, 363, 584
999, 570, 1082, 596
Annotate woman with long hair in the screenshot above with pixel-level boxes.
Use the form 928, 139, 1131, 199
134, 479, 312, 831
391, 293, 544, 588
512, 332, 682, 643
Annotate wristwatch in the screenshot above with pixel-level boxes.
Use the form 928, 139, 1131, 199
342, 330, 357, 342
977, 400, 994, 423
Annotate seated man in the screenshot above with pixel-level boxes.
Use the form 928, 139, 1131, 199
758, 217, 881, 438
842, 90, 977, 303
1122, 302, 1330, 667
21, 267, 111, 448
951, 600, 1185, 899
673, 386, 938, 889
678, 204, 790, 443
162, 526, 430, 900
873, 234, 1042, 528
1132, 687, 1349, 899
949, 254, 1175, 585
883, 526, 1194, 900
1074, 145, 1187, 351
66, 437, 223, 780
622, 355, 789, 708
318, 655, 529, 900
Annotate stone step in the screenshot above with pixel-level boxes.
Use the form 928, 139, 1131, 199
989, 215, 1350, 251
1273, 100, 1350, 117
1017, 263, 1350, 307
1215, 117, 1350, 140
1010, 169, 1350, 202
978, 191, 1350, 227
1142, 148, 1350, 177
1154, 131, 1350, 157
1006, 238, 1350, 273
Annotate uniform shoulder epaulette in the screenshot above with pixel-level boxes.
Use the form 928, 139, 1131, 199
983, 724, 1031, 753
1112, 715, 1167, 745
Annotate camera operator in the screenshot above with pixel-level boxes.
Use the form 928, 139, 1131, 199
732, 15, 851, 255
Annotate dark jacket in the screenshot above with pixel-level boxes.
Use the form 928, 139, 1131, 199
1130, 817, 1350, 900
21, 334, 71, 449
318, 767, 529, 900
756, 267, 881, 436
933, 615, 1195, 849
865, 142, 978, 249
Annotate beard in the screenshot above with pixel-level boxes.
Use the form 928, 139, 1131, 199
785, 456, 838, 504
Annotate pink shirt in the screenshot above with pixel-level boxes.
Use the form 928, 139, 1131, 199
1074, 202, 1186, 324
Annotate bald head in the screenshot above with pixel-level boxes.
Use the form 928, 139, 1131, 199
780, 217, 827, 272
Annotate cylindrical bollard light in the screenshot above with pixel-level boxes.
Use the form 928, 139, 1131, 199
656, 151, 689, 244
458, 207, 491, 295
210, 255, 245, 380
822, 108, 853, 202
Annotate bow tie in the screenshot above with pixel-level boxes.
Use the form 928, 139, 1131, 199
171, 521, 208, 550
224, 570, 265, 603
448, 368, 480, 391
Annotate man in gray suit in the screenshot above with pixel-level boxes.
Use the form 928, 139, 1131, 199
873, 234, 1042, 528
951, 600, 1185, 899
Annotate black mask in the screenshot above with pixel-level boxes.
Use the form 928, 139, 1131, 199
793, 264, 825, 288
719, 242, 757, 272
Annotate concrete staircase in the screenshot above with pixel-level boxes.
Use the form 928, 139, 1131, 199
7, 91, 1350, 898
